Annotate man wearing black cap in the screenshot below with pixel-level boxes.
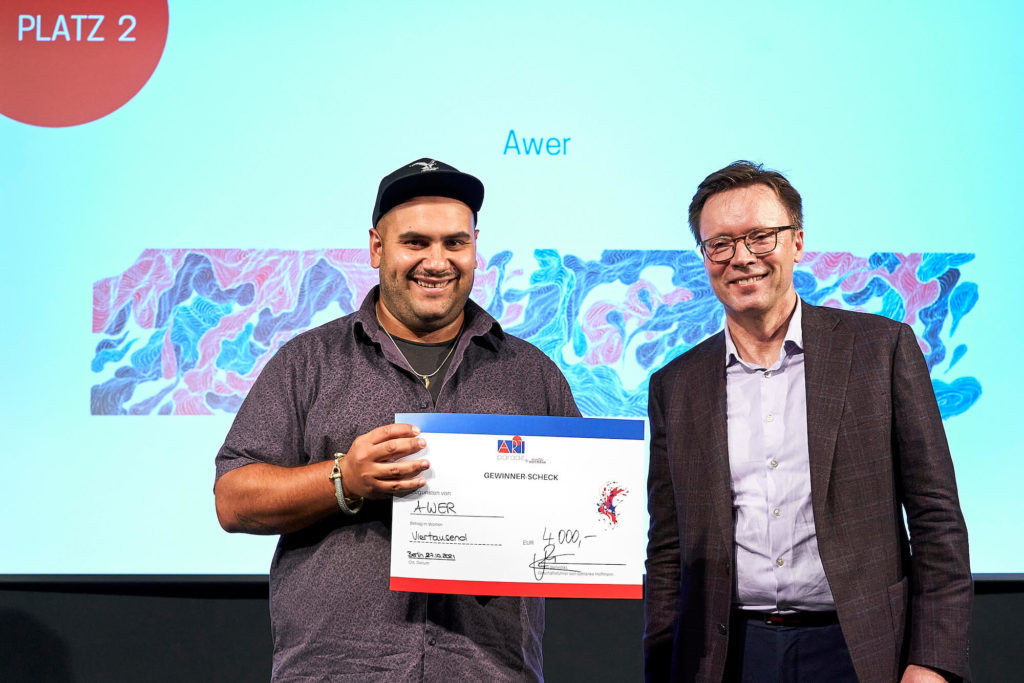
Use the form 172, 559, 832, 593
214, 158, 579, 680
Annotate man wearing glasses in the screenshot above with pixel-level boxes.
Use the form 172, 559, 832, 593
644, 161, 971, 682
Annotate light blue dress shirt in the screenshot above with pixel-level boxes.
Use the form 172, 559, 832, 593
724, 302, 835, 611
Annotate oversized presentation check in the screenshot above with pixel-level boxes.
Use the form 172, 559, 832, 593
390, 413, 645, 599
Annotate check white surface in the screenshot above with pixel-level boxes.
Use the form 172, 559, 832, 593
389, 415, 645, 599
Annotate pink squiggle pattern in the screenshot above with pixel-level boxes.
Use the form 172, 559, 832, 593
579, 280, 694, 366
91, 249, 503, 414
92, 248, 978, 418
93, 248, 498, 335
803, 251, 939, 325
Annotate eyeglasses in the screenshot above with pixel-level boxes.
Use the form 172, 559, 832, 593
699, 226, 797, 263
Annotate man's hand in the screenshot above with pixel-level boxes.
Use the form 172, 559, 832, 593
340, 423, 429, 499
901, 664, 950, 682
215, 423, 429, 534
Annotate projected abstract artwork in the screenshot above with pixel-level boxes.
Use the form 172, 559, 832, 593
91, 249, 980, 418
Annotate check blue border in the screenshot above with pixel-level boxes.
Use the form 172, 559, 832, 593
395, 413, 644, 440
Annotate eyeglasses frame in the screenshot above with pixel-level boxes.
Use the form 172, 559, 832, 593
699, 225, 798, 263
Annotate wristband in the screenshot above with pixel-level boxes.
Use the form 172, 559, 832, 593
328, 452, 364, 515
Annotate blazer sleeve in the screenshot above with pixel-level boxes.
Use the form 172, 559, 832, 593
892, 322, 973, 679
644, 370, 681, 680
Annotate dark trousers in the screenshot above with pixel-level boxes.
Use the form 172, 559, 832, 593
723, 613, 858, 683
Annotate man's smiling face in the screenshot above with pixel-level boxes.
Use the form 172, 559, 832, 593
371, 196, 478, 341
699, 184, 803, 323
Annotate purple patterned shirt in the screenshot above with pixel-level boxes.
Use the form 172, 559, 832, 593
216, 288, 579, 681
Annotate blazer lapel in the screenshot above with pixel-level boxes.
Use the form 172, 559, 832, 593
687, 332, 734, 550
802, 302, 852, 512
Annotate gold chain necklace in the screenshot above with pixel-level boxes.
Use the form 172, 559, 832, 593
375, 312, 463, 389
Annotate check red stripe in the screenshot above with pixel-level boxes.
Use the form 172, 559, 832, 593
390, 577, 641, 599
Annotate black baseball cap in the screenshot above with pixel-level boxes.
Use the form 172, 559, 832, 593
372, 158, 484, 226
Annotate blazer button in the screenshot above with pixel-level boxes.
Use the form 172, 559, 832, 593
717, 623, 727, 635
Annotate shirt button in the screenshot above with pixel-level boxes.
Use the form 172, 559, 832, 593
769, 459, 779, 468
773, 508, 781, 517
776, 558, 785, 567
765, 414, 774, 423
764, 370, 773, 378
428, 638, 436, 646
717, 623, 728, 635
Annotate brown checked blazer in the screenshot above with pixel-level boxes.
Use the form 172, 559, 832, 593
644, 302, 972, 682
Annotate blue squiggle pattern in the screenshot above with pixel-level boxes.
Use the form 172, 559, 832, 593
91, 249, 980, 418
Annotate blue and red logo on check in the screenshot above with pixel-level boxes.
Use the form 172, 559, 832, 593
597, 482, 629, 527
497, 435, 525, 454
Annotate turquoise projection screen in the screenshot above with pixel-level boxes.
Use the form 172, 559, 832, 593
1, 2, 1020, 576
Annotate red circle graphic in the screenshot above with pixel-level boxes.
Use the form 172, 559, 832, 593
0, 0, 168, 127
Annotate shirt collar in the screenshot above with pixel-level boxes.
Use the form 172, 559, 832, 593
724, 297, 804, 368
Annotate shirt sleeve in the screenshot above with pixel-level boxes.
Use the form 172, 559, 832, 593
214, 339, 316, 485
643, 369, 681, 680
892, 322, 973, 679
553, 366, 582, 419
